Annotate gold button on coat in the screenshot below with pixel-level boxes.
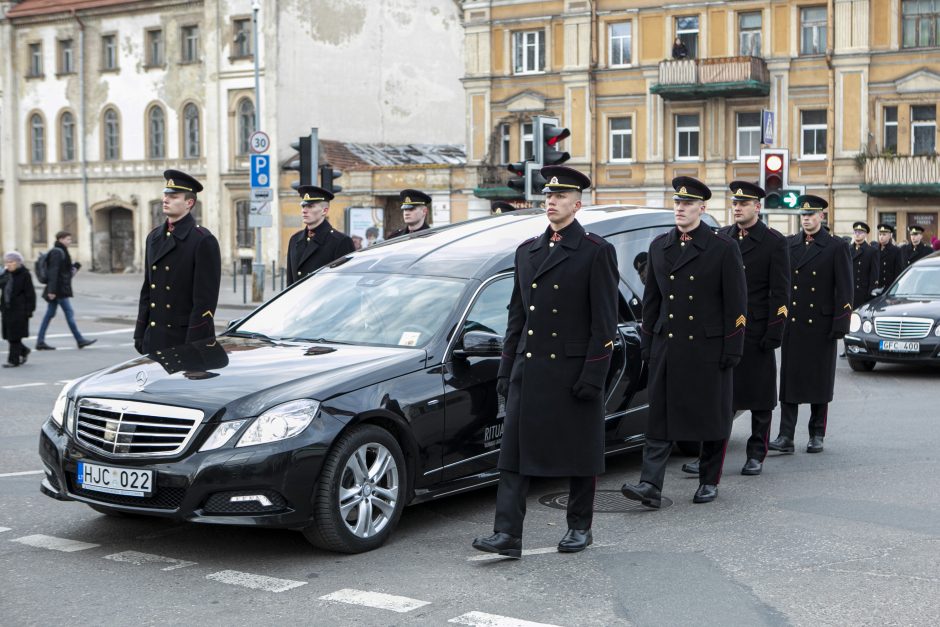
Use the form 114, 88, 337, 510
529, 305, 535, 311
532, 283, 537, 288
528, 330, 533, 336
150, 321, 156, 327
526, 352, 532, 358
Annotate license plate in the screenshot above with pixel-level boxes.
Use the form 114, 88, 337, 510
879, 340, 920, 353
77, 462, 153, 497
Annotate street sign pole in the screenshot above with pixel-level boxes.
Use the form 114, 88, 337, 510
251, 0, 263, 302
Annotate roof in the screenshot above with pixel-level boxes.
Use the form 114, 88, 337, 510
318, 140, 466, 171
5, 0, 139, 18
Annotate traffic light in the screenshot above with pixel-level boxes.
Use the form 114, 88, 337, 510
319, 164, 343, 195
507, 161, 528, 197
528, 165, 547, 199
535, 118, 571, 166
760, 149, 788, 209
286, 130, 318, 190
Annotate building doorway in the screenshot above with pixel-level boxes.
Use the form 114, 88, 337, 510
94, 206, 135, 272
906, 212, 937, 245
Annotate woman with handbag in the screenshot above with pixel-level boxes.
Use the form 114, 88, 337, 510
1, 251, 37, 367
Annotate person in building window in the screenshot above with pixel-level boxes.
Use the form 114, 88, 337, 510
285, 185, 355, 286
901, 225, 933, 265
672, 37, 689, 59
1, 251, 36, 367
388, 189, 432, 238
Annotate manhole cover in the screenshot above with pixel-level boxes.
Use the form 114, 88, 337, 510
539, 490, 673, 512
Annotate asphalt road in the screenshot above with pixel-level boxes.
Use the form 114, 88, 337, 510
2, 307, 939, 626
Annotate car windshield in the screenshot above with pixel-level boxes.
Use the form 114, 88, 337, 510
234, 272, 467, 348
888, 266, 940, 298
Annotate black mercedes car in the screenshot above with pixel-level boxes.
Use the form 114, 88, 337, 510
845, 251, 940, 371
39, 205, 716, 553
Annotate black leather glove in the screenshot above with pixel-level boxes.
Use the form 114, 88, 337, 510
73, 262, 82, 270
718, 354, 741, 370
134, 339, 144, 355
572, 380, 602, 400
828, 331, 846, 341
759, 336, 782, 351
496, 377, 509, 398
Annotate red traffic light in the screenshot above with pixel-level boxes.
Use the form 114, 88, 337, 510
545, 127, 570, 146
764, 154, 784, 173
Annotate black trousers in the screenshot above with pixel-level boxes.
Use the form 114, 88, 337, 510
641, 438, 727, 489
779, 402, 828, 439
746, 410, 774, 461
493, 469, 595, 538
6, 340, 24, 364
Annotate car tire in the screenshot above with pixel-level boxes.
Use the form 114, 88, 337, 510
675, 441, 701, 457
303, 425, 407, 554
847, 357, 876, 372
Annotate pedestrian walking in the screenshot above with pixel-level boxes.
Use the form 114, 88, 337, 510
34, 231, 96, 351
901, 225, 933, 266
620, 177, 746, 507
769, 196, 853, 455
850, 221, 879, 307
875, 224, 904, 289
1, 252, 36, 367
472, 165, 618, 558
387, 189, 432, 238
285, 185, 355, 286
134, 170, 221, 354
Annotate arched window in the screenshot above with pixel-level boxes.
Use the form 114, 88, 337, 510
237, 98, 256, 155
61, 202, 78, 238
235, 199, 254, 248
32, 203, 48, 243
30, 113, 45, 163
183, 103, 200, 158
103, 107, 120, 160
60, 111, 75, 161
148, 106, 166, 159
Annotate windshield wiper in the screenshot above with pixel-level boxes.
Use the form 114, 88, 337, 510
227, 331, 279, 343
286, 337, 352, 345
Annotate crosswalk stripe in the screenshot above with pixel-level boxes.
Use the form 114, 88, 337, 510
12, 534, 99, 552
205, 570, 307, 593
0, 527, 10, 533
319, 588, 431, 613
0, 470, 44, 478
104, 550, 196, 571
449, 611, 561, 627
1, 383, 48, 390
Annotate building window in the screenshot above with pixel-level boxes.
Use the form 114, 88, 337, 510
235, 200, 255, 248
59, 39, 74, 74
739, 12, 762, 57
609, 21, 632, 66
675, 113, 700, 160
513, 30, 544, 74
150, 200, 164, 230
911, 105, 937, 155
30, 113, 45, 163
521, 122, 534, 161
102, 34, 118, 70
736, 111, 762, 160
676, 16, 699, 59
878, 212, 898, 231
800, 7, 827, 55
237, 98, 256, 155
103, 108, 120, 160
183, 103, 200, 158
800, 109, 827, 159
884, 106, 898, 153
32, 203, 48, 244
233, 17, 252, 58
903, 0, 940, 48
61, 202, 78, 239
146, 29, 164, 66
181, 25, 200, 63
28, 43, 43, 77
148, 106, 166, 159
609, 117, 633, 162
499, 123, 511, 165
60, 111, 76, 162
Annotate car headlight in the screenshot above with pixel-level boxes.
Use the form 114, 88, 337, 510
850, 313, 861, 333
50, 379, 77, 428
199, 420, 247, 452
236, 399, 321, 448
935, 322, 940, 337
863, 320, 873, 334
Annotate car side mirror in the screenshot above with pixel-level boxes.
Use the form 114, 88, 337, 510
224, 318, 243, 332
870, 288, 884, 297
454, 330, 503, 358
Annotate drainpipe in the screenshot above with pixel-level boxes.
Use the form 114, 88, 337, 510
589, 1, 598, 205
72, 9, 93, 270
825, 0, 835, 224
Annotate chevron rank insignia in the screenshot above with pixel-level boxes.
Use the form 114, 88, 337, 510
843, 303, 852, 310
735, 315, 746, 328
202, 310, 214, 318
777, 305, 788, 317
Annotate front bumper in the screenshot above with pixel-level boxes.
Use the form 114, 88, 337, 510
843, 333, 940, 364
38, 414, 341, 528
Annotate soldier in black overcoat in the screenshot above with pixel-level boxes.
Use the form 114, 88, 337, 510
135, 170, 221, 355
901, 225, 933, 266
620, 177, 747, 507
769, 195, 853, 455
850, 221, 879, 307
875, 224, 904, 289
387, 189, 432, 239
472, 166, 618, 558
285, 185, 355, 286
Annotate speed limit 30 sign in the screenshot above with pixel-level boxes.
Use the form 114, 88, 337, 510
249, 131, 270, 154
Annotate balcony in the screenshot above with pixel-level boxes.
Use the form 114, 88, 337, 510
859, 155, 940, 197
650, 56, 770, 100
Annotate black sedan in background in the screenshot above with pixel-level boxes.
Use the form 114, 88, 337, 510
845, 251, 940, 371
39, 206, 715, 553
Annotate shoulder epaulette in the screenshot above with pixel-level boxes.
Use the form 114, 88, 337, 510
584, 232, 606, 246
517, 236, 538, 248
714, 230, 736, 244
652, 231, 670, 243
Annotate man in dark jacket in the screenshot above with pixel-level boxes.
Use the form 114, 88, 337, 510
875, 224, 904, 289
135, 170, 221, 354
769, 196, 853, 455
285, 185, 355, 286
621, 177, 747, 506
2, 251, 37, 367
472, 165, 618, 558
387, 189, 432, 238
35, 231, 96, 351
850, 221, 879, 307
901, 225, 933, 266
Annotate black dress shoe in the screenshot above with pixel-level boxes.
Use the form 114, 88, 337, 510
620, 481, 662, 509
693, 484, 718, 503
471, 532, 522, 559
3, 362, 19, 368
806, 435, 824, 453
77, 338, 97, 349
681, 459, 700, 475
19, 347, 31, 365
557, 528, 593, 553
35, 342, 55, 350
768, 435, 795, 453
741, 458, 763, 476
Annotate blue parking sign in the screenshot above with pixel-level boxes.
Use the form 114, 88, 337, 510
250, 154, 270, 188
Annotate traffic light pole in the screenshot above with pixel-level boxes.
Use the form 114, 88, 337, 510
251, 0, 263, 302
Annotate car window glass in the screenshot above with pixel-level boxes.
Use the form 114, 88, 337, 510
463, 275, 514, 337
889, 266, 940, 297
605, 226, 671, 320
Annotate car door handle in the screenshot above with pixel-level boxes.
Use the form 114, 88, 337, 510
427, 399, 440, 406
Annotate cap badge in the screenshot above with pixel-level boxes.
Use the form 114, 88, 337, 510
167, 179, 175, 187
549, 177, 559, 185
303, 193, 311, 201
802, 202, 811, 209
404, 197, 412, 203
736, 188, 744, 196
679, 186, 688, 195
